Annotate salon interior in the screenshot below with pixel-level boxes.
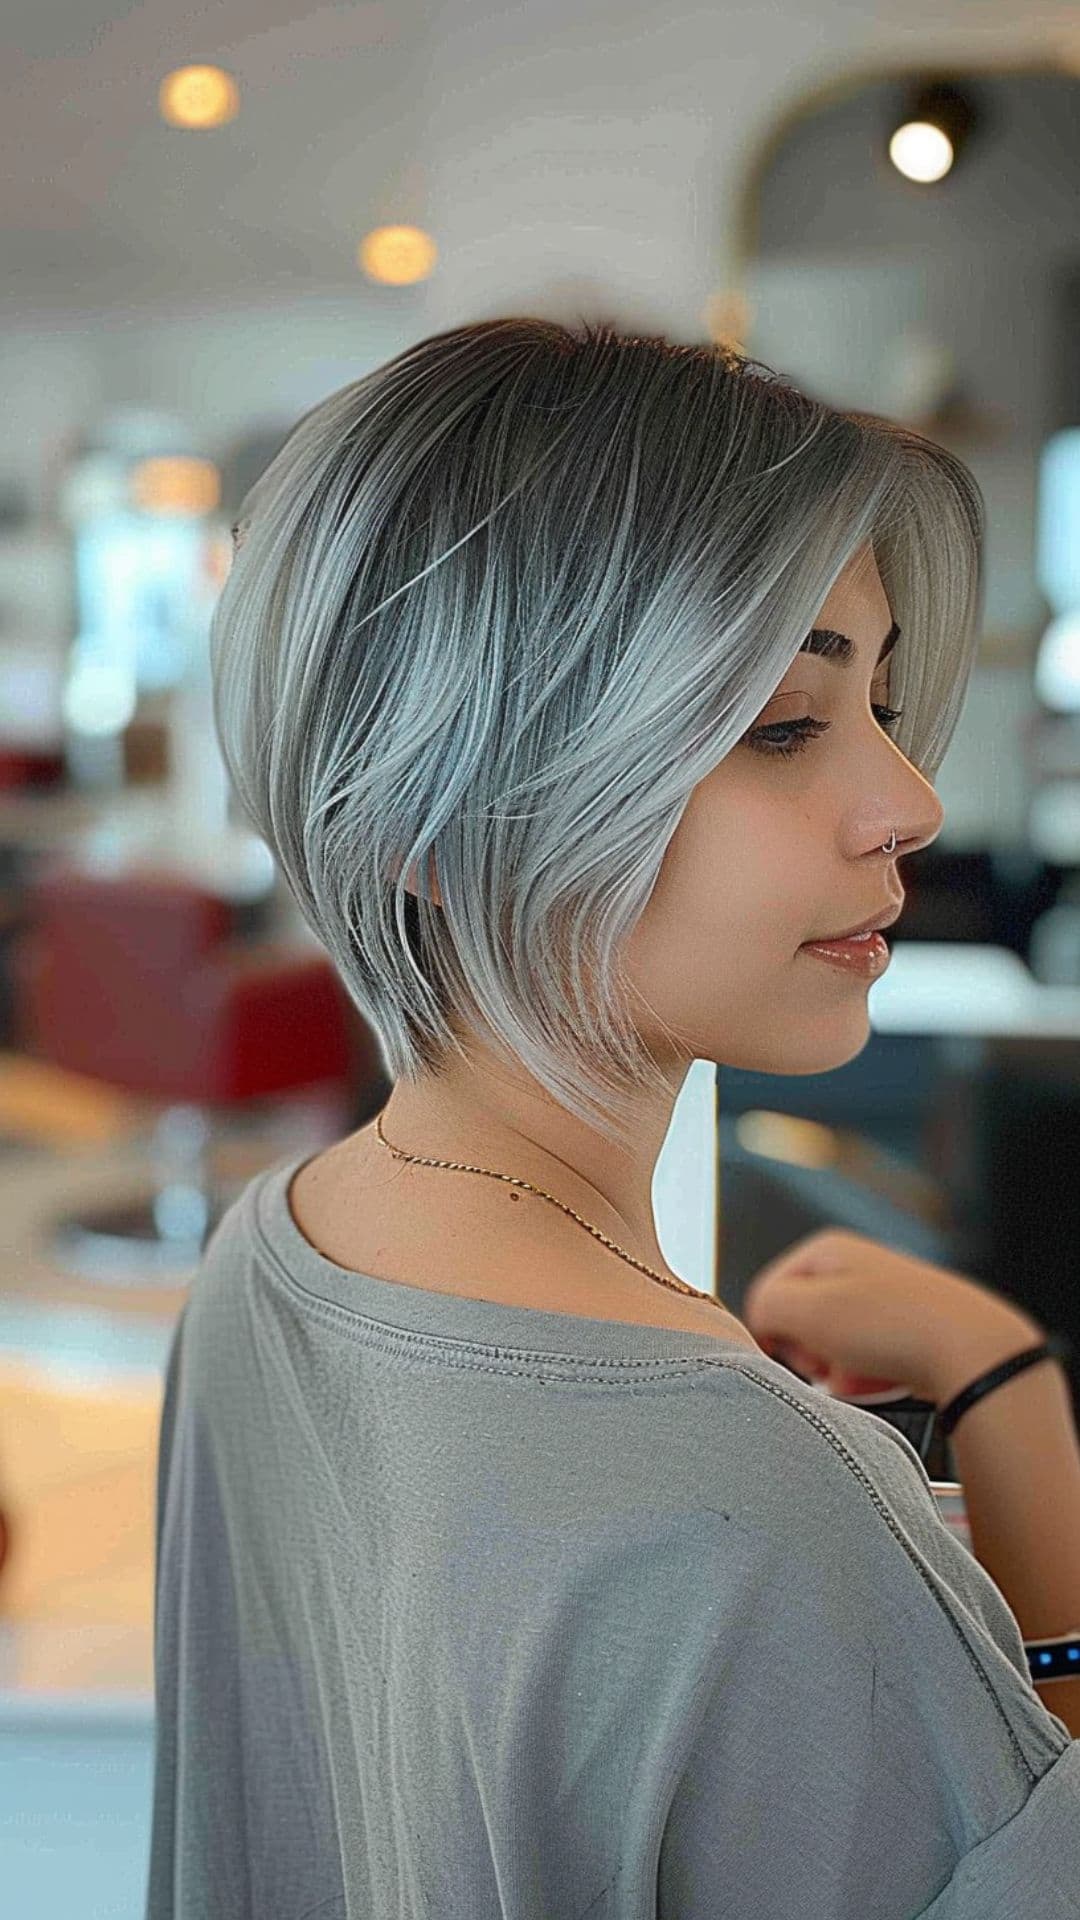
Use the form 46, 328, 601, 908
1, 10, 1079, 1911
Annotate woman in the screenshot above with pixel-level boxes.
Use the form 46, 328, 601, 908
146, 318, 1079, 1918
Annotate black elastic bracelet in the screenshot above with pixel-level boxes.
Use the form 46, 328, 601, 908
937, 1332, 1074, 1441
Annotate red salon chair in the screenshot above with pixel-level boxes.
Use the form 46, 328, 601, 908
9, 862, 358, 1284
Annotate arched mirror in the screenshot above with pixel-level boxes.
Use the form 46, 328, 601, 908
730, 63, 1080, 857
708, 63, 1080, 1407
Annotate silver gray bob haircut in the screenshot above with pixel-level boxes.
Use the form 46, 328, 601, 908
211, 316, 984, 1155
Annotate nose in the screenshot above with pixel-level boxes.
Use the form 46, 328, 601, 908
886, 774, 944, 863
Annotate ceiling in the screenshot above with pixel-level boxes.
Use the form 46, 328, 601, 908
2, 1, 1078, 323
2, 1, 429, 315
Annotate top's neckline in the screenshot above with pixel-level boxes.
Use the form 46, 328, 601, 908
247, 1149, 768, 1367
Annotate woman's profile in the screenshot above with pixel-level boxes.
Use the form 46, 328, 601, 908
145, 318, 1079, 1919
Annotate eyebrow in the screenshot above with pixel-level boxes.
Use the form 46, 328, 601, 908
798, 617, 901, 669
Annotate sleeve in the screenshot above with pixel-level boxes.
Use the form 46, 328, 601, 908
150, 1301, 193, 1662
144, 1306, 186, 1919
915, 1740, 1080, 1917
657, 1370, 1080, 1920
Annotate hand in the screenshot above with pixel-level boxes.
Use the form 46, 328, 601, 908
739, 1228, 1045, 1406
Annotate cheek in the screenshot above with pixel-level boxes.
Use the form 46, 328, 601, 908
711, 795, 813, 922
635, 824, 802, 966
641, 768, 822, 956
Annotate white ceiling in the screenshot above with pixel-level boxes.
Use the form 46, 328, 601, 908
2, 1, 430, 315
2, 1, 1078, 324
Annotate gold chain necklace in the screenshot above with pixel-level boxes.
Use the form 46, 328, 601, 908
374, 1108, 727, 1310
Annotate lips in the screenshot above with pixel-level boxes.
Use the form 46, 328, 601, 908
805, 901, 903, 944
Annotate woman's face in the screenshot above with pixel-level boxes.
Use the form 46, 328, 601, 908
622, 542, 945, 1080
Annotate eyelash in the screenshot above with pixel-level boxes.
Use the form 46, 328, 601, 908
745, 704, 904, 760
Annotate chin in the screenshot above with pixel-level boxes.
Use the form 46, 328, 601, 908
723, 1015, 872, 1079
781, 1022, 873, 1078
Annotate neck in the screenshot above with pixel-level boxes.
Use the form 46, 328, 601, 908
374, 1069, 684, 1284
